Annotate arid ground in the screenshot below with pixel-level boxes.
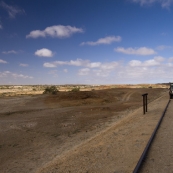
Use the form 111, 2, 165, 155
0, 86, 169, 173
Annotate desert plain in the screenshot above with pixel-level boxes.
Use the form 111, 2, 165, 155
0, 84, 169, 173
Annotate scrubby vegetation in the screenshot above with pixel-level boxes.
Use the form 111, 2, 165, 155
43, 86, 59, 94
71, 87, 80, 92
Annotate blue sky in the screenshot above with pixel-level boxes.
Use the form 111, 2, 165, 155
1, 0, 173, 85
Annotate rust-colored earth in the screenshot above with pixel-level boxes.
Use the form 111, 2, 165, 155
0, 88, 169, 173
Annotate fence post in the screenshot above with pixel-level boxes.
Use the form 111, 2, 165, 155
146, 94, 148, 112
142, 93, 148, 114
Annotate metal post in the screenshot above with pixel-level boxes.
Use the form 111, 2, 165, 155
143, 95, 145, 114
146, 94, 148, 112
142, 93, 148, 114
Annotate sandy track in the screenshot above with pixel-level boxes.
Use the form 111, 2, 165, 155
121, 91, 135, 102
37, 94, 169, 173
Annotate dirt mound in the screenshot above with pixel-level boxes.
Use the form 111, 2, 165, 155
44, 89, 118, 107
56, 91, 99, 100
44, 88, 167, 107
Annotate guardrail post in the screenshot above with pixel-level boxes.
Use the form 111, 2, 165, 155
142, 93, 148, 114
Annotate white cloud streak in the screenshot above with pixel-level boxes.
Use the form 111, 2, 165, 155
80, 36, 121, 46
35, 48, 53, 57
43, 59, 118, 70
43, 63, 57, 68
2, 50, 18, 54
0, 1, 25, 18
0, 71, 33, 79
26, 25, 84, 39
156, 45, 173, 50
129, 56, 165, 67
43, 59, 119, 78
131, 0, 173, 8
114, 47, 157, 55
0, 59, 7, 63
19, 63, 28, 67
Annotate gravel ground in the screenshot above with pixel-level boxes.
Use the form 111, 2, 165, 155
37, 93, 169, 173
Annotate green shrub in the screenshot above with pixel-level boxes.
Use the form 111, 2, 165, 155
71, 87, 80, 92
43, 86, 59, 94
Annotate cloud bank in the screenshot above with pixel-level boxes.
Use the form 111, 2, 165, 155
42, 57, 173, 83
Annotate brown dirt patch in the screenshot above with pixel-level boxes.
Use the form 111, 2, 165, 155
0, 88, 168, 173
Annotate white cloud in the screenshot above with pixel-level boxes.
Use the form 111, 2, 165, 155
2, 50, 17, 54
43, 63, 57, 68
40, 57, 173, 84
0, 71, 33, 79
43, 59, 117, 69
43, 59, 90, 67
0, 1, 25, 18
154, 56, 165, 62
0, 24, 2, 29
143, 59, 160, 66
117, 64, 173, 84
0, 59, 7, 63
88, 62, 101, 68
69, 59, 87, 66
114, 47, 157, 55
129, 60, 142, 67
19, 63, 28, 67
129, 57, 165, 67
80, 36, 121, 46
26, 25, 84, 38
78, 68, 90, 75
43, 59, 119, 78
35, 48, 53, 57
100, 62, 118, 70
131, 0, 173, 8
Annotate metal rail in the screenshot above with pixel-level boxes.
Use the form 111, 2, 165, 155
133, 99, 171, 173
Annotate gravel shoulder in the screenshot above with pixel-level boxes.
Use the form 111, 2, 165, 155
140, 99, 173, 173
